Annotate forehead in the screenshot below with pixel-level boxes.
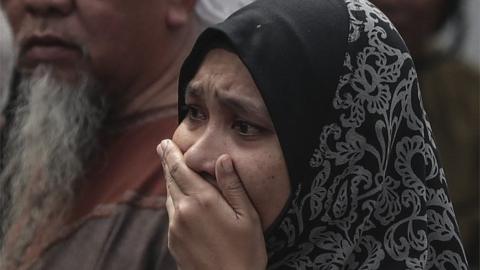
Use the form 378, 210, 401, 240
188, 49, 260, 98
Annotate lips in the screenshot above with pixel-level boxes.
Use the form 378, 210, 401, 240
20, 34, 82, 68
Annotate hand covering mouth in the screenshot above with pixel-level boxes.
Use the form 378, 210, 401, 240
200, 172, 219, 188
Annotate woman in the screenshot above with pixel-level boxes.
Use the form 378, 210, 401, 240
157, 0, 468, 268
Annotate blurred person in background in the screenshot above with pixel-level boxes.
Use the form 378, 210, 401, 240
0, 5, 15, 130
0, 0, 251, 269
370, 0, 479, 267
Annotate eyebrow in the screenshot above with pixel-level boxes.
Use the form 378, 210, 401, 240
185, 83, 271, 123
218, 94, 268, 118
185, 84, 204, 99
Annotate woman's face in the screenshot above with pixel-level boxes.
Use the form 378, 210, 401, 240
172, 49, 290, 229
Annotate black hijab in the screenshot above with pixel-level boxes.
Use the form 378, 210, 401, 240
178, 0, 468, 268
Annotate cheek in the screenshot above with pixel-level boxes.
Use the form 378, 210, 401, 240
74, 6, 132, 71
234, 151, 290, 229
4, 2, 25, 34
83, 19, 127, 67
79, 11, 167, 92
172, 122, 193, 153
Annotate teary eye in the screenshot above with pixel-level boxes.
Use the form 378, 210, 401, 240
185, 104, 207, 121
232, 120, 262, 136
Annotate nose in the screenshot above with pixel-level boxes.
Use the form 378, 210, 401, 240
182, 127, 227, 180
25, 0, 74, 17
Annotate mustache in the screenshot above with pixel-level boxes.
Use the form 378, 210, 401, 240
16, 18, 87, 58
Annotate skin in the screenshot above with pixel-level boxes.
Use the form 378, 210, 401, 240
370, 0, 448, 58
2, 0, 197, 117
158, 49, 291, 269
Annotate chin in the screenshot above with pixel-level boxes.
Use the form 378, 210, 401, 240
21, 63, 87, 84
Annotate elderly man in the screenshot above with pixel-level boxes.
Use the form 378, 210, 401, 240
0, 0, 250, 269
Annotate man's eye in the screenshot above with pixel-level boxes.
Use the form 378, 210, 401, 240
232, 121, 262, 136
186, 105, 207, 121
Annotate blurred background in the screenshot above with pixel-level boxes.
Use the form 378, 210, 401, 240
370, 0, 479, 268
457, 0, 479, 69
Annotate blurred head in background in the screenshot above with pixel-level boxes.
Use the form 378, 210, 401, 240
370, 0, 461, 58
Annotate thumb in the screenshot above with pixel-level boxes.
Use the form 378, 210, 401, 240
215, 154, 256, 217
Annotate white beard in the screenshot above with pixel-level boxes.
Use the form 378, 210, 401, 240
0, 66, 107, 268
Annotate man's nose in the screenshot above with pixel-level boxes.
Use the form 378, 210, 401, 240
24, 0, 74, 17
183, 129, 227, 179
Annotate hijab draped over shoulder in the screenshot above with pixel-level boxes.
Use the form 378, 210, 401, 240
178, 0, 469, 268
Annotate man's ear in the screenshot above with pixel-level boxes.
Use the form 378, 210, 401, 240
166, 0, 197, 28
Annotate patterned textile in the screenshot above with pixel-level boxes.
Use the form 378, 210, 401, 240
178, 0, 468, 268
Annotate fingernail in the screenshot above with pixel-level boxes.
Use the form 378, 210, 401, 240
157, 140, 168, 156
222, 156, 233, 173
156, 143, 163, 155
161, 140, 169, 151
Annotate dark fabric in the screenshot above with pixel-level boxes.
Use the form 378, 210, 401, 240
30, 206, 176, 270
179, 0, 348, 189
7, 115, 178, 270
178, 0, 469, 268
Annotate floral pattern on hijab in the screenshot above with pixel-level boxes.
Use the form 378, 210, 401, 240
178, 0, 468, 268
266, 0, 467, 269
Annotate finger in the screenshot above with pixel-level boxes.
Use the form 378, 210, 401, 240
165, 193, 175, 222
215, 154, 257, 217
157, 139, 210, 194
161, 149, 185, 203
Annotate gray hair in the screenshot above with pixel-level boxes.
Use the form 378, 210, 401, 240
0, 68, 107, 268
